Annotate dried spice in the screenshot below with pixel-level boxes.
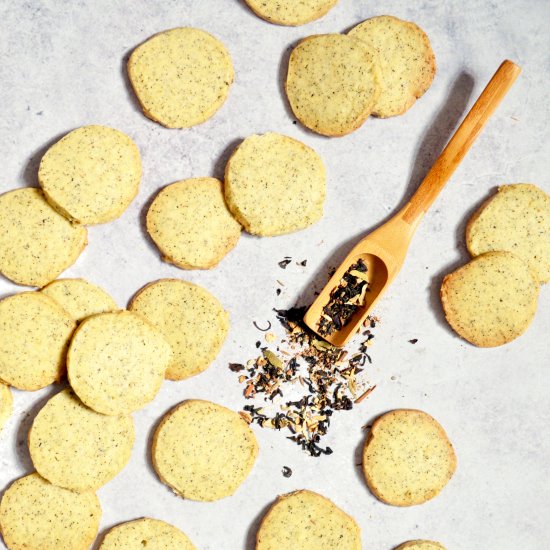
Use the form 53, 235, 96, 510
409, 338, 418, 344
318, 259, 370, 336
253, 320, 272, 332
278, 258, 292, 269
282, 466, 292, 478
230, 304, 377, 457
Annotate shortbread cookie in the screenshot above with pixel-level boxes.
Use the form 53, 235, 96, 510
0, 383, 13, 432
0, 292, 75, 391
41, 278, 118, 322
153, 400, 258, 501
0, 473, 101, 550
441, 251, 539, 347
395, 541, 446, 550
466, 184, 550, 283
128, 27, 234, 128
38, 126, 141, 224
146, 178, 241, 269
224, 133, 326, 235
29, 389, 135, 492
244, 0, 338, 26
129, 279, 229, 380
349, 16, 436, 117
0, 188, 87, 287
100, 518, 196, 550
256, 490, 361, 550
363, 409, 456, 506
286, 34, 379, 136
67, 311, 172, 415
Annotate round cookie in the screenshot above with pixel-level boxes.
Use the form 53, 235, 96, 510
41, 278, 118, 322
99, 518, 196, 550
441, 251, 539, 347
0, 382, 13, 432
256, 490, 361, 550
146, 178, 241, 269
29, 389, 135, 492
466, 184, 550, 283
395, 541, 446, 550
362, 409, 456, 507
153, 399, 258, 501
349, 16, 436, 118
128, 27, 234, 128
38, 125, 141, 224
244, 0, 338, 26
0, 473, 101, 550
0, 292, 75, 391
224, 133, 326, 236
129, 279, 229, 381
67, 310, 172, 415
0, 188, 87, 287
286, 34, 379, 136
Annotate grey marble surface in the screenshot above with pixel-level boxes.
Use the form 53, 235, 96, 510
0, 1, 549, 548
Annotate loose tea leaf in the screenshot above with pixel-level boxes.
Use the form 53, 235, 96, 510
318, 258, 370, 336
229, 304, 378, 456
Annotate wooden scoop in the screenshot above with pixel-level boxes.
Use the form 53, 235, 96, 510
304, 60, 521, 347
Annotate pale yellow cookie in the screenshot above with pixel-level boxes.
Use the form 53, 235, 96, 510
349, 16, 436, 118
0, 382, 13, 432
441, 251, 539, 347
0, 188, 87, 287
41, 278, 118, 322
244, 0, 338, 26
256, 490, 361, 550
67, 310, 172, 415
0, 473, 101, 550
99, 518, 196, 550
128, 27, 234, 128
29, 389, 135, 492
129, 279, 229, 381
0, 292, 75, 391
146, 178, 241, 269
224, 133, 326, 236
466, 184, 550, 283
153, 400, 258, 501
363, 409, 457, 507
286, 34, 379, 136
38, 125, 141, 225
395, 541, 446, 550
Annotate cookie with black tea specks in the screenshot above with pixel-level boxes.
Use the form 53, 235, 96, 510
99, 518, 196, 550
29, 389, 135, 492
128, 28, 234, 128
153, 400, 258, 501
362, 409, 456, 506
38, 125, 142, 224
441, 251, 539, 347
256, 490, 361, 549
67, 310, 172, 415
0, 292, 75, 391
0, 188, 87, 287
286, 34, 380, 136
349, 16, 436, 118
224, 133, 326, 236
146, 177, 241, 269
0, 473, 101, 550
244, 0, 338, 26
129, 278, 229, 381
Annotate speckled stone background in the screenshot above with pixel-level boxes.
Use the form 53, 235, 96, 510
1, 1, 549, 549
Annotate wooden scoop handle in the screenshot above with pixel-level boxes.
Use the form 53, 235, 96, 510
402, 60, 521, 225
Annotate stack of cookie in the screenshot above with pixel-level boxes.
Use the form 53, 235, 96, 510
441, 183, 550, 347
285, 15, 436, 136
